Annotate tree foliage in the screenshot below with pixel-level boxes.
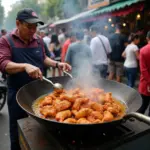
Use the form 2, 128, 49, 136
44, 0, 64, 19
4, 0, 82, 31
0, 0, 4, 28
63, 0, 81, 18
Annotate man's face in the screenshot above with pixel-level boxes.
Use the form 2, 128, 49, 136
16, 20, 37, 41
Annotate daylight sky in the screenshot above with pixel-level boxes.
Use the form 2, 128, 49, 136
2, 0, 20, 16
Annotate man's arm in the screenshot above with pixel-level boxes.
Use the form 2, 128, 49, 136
5, 62, 42, 79
5, 62, 26, 74
44, 56, 57, 67
44, 56, 71, 71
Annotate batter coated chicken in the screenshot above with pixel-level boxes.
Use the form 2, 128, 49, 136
63, 118, 77, 124
40, 105, 56, 118
56, 110, 71, 122
54, 100, 71, 112
37, 88, 125, 124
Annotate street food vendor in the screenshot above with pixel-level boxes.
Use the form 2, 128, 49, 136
0, 8, 71, 150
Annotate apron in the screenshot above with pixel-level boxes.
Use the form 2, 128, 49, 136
6, 35, 44, 150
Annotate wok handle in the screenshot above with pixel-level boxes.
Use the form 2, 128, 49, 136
125, 112, 150, 125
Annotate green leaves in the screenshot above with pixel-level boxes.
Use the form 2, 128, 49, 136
4, 0, 82, 30
0, 0, 4, 28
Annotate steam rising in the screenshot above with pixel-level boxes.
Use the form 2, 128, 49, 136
65, 46, 100, 91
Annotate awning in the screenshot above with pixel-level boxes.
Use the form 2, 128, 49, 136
89, 0, 144, 17
51, 9, 96, 26
82, 0, 144, 22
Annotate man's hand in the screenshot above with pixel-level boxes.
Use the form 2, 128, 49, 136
58, 62, 72, 71
25, 64, 42, 80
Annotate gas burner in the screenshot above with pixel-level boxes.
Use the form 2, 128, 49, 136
48, 124, 134, 150
18, 117, 150, 150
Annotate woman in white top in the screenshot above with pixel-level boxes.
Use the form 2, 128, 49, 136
122, 33, 140, 87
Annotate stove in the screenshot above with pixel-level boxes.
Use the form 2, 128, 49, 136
18, 117, 150, 150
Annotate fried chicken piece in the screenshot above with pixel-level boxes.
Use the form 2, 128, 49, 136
103, 111, 114, 122
49, 94, 57, 100
80, 102, 91, 109
73, 108, 92, 119
104, 102, 121, 116
52, 99, 61, 105
39, 97, 53, 107
72, 99, 82, 110
87, 115, 95, 122
112, 103, 122, 112
87, 111, 103, 123
105, 93, 114, 103
60, 94, 75, 103
91, 111, 103, 120
98, 94, 105, 104
103, 102, 112, 111
40, 105, 56, 118
54, 89, 64, 95
90, 102, 103, 112
72, 88, 81, 95
107, 107, 119, 115
77, 118, 91, 124
56, 110, 71, 122
63, 118, 76, 124
92, 119, 102, 124
54, 100, 71, 112
72, 98, 89, 110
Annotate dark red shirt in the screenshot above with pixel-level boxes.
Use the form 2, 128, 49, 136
0, 29, 46, 72
139, 43, 150, 96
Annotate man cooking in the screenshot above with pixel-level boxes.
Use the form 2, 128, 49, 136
0, 8, 71, 150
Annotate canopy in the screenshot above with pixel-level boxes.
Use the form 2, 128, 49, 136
51, 9, 96, 26
89, 0, 144, 16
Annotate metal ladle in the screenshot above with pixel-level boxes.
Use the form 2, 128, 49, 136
42, 71, 72, 90
43, 76, 63, 89
63, 71, 73, 79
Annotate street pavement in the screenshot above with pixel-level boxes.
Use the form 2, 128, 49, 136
0, 104, 10, 150
0, 73, 145, 150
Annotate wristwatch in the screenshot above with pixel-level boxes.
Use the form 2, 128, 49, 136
56, 62, 59, 68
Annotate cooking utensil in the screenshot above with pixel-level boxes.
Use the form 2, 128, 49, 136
63, 71, 73, 79
16, 76, 150, 136
43, 76, 63, 89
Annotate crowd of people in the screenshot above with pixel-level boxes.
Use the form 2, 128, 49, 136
37, 24, 140, 87
0, 8, 150, 150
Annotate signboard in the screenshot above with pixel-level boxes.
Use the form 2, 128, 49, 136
88, 0, 109, 9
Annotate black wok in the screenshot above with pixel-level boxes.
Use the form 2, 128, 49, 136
16, 76, 150, 136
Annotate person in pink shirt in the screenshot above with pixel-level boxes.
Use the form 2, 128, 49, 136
61, 32, 76, 62
137, 31, 150, 116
